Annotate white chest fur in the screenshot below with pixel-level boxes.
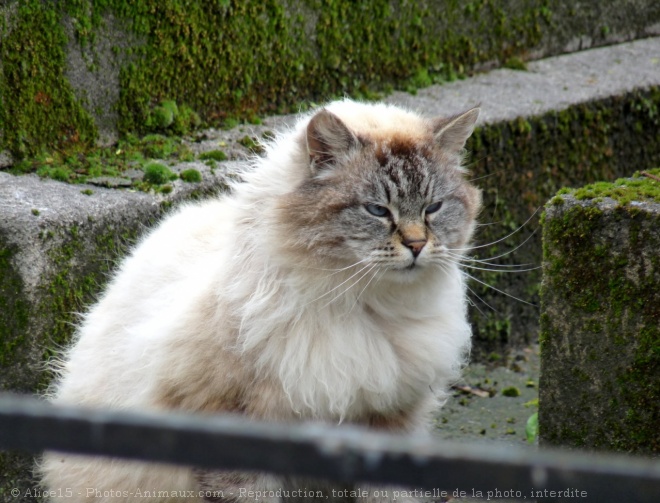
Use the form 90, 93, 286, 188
232, 259, 471, 421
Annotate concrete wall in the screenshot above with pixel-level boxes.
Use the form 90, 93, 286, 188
540, 174, 660, 454
1, 0, 660, 159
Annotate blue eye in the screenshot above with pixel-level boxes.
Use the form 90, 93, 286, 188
425, 201, 443, 214
365, 204, 390, 217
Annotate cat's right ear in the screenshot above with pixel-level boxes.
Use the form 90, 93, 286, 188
431, 107, 480, 154
306, 109, 361, 175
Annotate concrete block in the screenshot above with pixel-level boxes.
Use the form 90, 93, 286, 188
0, 162, 235, 394
540, 172, 660, 454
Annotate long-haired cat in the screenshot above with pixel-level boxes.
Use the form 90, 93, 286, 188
39, 99, 481, 502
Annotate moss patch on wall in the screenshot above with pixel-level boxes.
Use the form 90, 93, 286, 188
0, 218, 145, 393
463, 87, 660, 358
0, 451, 43, 503
0, 0, 98, 158
540, 188, 659, 454
556, 168, 660, 205
0, 239, 29, 370
2, 0, 659, 158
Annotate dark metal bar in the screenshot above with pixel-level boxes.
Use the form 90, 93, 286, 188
1, 394, 659, 502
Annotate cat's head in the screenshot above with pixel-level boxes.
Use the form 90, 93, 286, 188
277, 101, 482, 280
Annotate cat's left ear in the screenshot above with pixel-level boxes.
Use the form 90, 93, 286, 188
306, 109, 361, 174
431, 107, 480, 153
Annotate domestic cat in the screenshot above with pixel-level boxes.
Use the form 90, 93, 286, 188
39, 99, 482, 502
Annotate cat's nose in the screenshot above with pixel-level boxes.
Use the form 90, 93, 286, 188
403, 238, 427, 258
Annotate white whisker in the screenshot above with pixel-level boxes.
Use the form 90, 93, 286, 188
321, 263, 378, 309
461, 271, 537, 307
297, 258, 370, 274
445, 251, 536, 269
463, 227, 539, 264
458, 263, 541, 274
344, 266, 383, 317
305, 263, 373, 306
449, 207, 541, 253
464, 283, 498, 316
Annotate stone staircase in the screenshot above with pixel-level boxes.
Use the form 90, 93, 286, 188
4, 36, 659, 395
1, 2, 660, 499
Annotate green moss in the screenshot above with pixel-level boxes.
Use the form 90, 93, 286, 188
7, 133, 192, 183
501, 386, 521, 397
172, 104, 202, 135
180, 168, 202, 183
138, 134, 178, 159
148, 103, 175, 130
0, 241, 29, 369
572, 169, 660, 205
143, 162, 176, 185
198, 149, 228, 162
145, 99, 201, 136
237, 135, 264, 155
503, 56, 528, 71
1, 0, 596, 157
0, 0, 97, 158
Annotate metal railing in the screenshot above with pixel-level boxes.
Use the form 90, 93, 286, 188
1, 394, 659, 502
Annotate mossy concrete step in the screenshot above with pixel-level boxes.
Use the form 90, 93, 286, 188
0, 36, 659, 503
1, 0, 660, 157
540, 175, 660, 455
0, 162, 238, 394
2, 37, 660, 397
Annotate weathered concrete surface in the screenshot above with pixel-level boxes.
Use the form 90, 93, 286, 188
63, 13, 143, 146
540, 189, 660, 455
0, 162, 237, 394
385, 36, 660, 123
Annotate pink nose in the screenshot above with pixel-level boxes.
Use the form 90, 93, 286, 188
403, 238, 427, 258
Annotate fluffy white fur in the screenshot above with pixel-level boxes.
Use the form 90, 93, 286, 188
40, 100, 476, 502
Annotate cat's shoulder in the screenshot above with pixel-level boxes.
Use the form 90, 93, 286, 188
112, 196, 238, 284
139, 197, 236, 247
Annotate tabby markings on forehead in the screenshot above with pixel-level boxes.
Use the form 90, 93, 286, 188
376, 150, 434, 205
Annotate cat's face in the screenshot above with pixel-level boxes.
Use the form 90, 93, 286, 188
277, 105, 481, 279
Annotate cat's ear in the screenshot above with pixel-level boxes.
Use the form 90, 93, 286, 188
306, 109, 361, 174
431, 107, 480, 153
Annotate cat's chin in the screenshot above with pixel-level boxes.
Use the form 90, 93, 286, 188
382, 263, 428, 283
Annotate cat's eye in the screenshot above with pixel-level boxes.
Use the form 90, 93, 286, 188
425, 201, 443, 214
365, 203, 390, 217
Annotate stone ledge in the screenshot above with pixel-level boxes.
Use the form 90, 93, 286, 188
0, 162, 240, 393
540, 180, 659, 454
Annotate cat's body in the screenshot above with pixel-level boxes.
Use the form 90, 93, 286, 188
40, 100, 481, 502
